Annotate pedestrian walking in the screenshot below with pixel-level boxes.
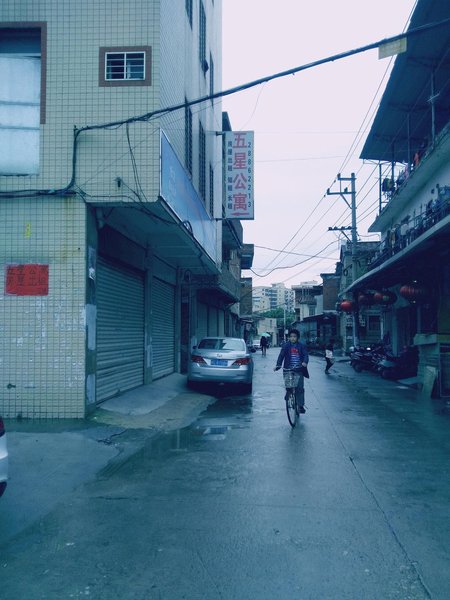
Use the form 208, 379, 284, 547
260, 335, 268, 356
325, 338, 335, 374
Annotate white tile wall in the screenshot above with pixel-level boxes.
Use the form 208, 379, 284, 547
0, 197, 86, 418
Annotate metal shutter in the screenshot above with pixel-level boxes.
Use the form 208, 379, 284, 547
152, 278, 176, 378
197, 302, 208, 341
96, 258, 144, 403
218, 309, 225, 336
208, 306, 218, 336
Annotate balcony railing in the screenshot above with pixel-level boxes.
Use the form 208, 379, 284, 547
192, 263, 241, 302
368, 185, 450, 270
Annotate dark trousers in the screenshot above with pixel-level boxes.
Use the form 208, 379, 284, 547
325, 358, 333, 372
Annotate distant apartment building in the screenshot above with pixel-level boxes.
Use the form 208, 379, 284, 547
252, 286, 271, 314
252, 283, 294, 314
292, 282, 321, 321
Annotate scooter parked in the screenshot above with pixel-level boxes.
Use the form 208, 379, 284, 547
349, 343, 385, 373
378, 346, 418, 379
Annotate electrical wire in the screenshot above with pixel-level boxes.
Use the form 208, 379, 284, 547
250, 240, 338, 277
334, 1, 418, 176
252, 12, 419, 274
254, 244, 338, 258
281, 250, 340, 284
2, 16, 449, 199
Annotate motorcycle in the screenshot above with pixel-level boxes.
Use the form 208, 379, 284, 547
349, 343, 385, 373
378, 346, 418, 379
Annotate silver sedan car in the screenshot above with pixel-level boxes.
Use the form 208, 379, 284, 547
188, 337, 253, 393
0, 417, 8, 497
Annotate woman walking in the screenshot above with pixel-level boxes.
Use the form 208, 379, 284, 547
325, 339, 334, 374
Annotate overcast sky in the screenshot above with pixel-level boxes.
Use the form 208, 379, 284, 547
222, 0, 417, 289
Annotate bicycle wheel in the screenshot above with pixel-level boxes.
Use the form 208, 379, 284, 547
285, 389, 298, 428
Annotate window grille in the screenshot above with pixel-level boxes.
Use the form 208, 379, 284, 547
185, 0, 193, 27
185, 101, 193, 175
209, 54, 214, 101
209, 164, 214, 216
368, 315, 380, 332
199, 123, 206, 202
105, 52, 145, 80
199, 2, 206, 71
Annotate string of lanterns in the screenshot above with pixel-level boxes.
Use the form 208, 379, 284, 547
339, 283, 428, 311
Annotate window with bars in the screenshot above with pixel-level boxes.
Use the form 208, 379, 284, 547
185, 100, 193, 175
99, 47, 151, 87
199, 1, 207, 74
185, 0, 193, 27
199, 123, 206, 202
368, 315, 380, 332
106, 52, 144, 80
209, 54, 214, 102
209, 164, 214, 216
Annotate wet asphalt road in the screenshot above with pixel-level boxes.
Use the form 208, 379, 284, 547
1, 348, 450, 599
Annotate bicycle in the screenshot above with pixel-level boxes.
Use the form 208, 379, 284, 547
282, 368, 301, 428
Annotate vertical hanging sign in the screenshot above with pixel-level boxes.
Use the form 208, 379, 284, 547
224, 131, 254, 220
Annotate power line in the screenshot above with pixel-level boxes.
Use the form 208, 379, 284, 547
3, 16, 449, 198
231, 14, 447, 274
250, 240, 338, 277
281, 249, 339, 284
254, 245, 338, 258
334, 1, 418, 177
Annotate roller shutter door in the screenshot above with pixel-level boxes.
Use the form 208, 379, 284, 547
152, 278, 176, 378
96, 258, 145, 403
197, 302, 208, 341
218, 309, 225, 335
208, 306, 218, 336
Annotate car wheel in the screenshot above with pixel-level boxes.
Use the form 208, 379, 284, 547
353, 362, 363, 373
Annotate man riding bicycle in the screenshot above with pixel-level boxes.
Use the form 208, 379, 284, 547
274, 329, 309, 414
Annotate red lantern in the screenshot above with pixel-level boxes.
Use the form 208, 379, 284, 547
358, 292, 374, 306
399, 284, 428, 303
340, 300, 354, 312
373, 290, 396, 305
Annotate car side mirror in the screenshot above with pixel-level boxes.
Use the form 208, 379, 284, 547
192, 345, 197, 350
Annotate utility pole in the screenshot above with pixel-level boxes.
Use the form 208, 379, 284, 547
327, 173, 358, 346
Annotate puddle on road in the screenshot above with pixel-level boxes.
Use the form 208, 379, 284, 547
106, 385, 281, 477
146, 393, 256, 457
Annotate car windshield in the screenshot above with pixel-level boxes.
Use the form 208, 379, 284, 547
198, 338, 245, 351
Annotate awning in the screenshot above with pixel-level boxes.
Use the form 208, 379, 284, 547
302, 312, 337, 324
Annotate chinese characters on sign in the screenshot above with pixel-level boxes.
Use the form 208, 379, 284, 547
224, 131, 254, 220
5, 264, 49, 296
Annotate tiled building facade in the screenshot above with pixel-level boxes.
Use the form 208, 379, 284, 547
0, 1, 243, 418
